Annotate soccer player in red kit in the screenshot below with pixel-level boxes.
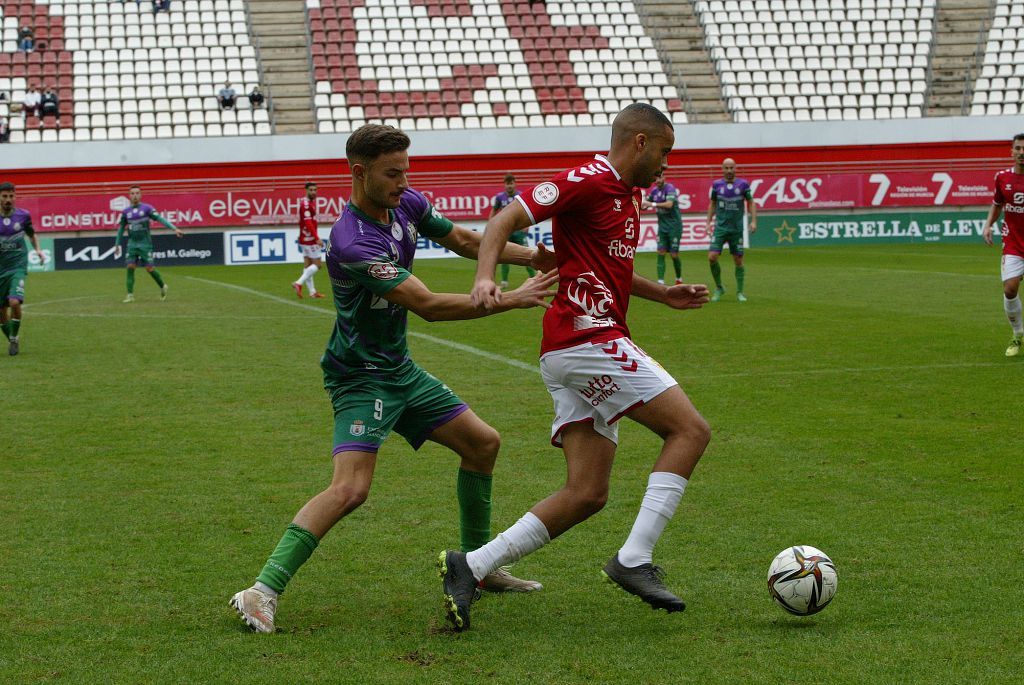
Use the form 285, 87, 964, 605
292, 181, 326, 298
983, 133, 1024, 356
437, 103, 711, 631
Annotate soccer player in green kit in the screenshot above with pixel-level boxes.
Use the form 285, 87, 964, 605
491, 174, 537, 288
706, 158, 757, 302
643, 169, 683, 284
0, 182, 46, 356
113, 185, 183, 302
229, 124, 558, 634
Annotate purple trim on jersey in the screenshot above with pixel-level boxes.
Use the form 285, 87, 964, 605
6, 295, 24, 303
408, 402, 469, 450
710, 178, 751, 199
333, 441, 381, 455
0, 208, 33, 238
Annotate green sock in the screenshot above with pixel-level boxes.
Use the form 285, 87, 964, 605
0, 321, 10, 340
656, 254, 666, 280
126, 269, 135, 293
149, 269, 165, 287
256, 523, 320, 594
710, 261, 723, 288
672, 256, 682, 279
499, 263, 510, 283
457, 468, 493, 552
736, 265, 745, 293
10, 319, 19, 338
526, 266, 536, 277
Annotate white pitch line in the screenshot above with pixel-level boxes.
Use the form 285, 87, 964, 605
23, 295, 104, 309
686, 360, 1008, 381
186, 275, 542, 374
29, 312, 309, 320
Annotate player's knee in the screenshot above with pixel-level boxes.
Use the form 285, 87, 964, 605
567, 483, 609, 517
675, 413, 711, 451
1004, 282, 1019, 298
474, 426, 501, 460
326, 482, 370, 514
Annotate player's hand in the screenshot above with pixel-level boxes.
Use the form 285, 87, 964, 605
114, 245, 122, 259
34, 249, 46, 263
174, 228, 184, 238
983, 225, 994, 246
530, 242, 556, 272
471, 277, 501, 310
503, 270, 559, 310
749, 222, 757, 234
706, 222, 714, 236
664, 283, 710, 310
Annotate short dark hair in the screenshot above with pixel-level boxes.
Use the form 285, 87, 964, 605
129, 184, 141, 191
503, 173, 516, 184
305, 181, 317, 189
1014, 133, 1024, 144
0, 182, 14, 193
610, 103, 673, 147
346, 124, 410, 166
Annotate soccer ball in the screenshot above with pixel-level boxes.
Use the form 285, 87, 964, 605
767, 545, 837, 616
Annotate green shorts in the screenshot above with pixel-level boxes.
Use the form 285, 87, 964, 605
326, 360, 468, 455
709, 227, 744, 255
509, 230, 530, 246
0, 268, 26, 303
657, 227, 682, 253
126, 245, 154, 267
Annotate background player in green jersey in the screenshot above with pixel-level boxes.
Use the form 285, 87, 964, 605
643, 169, 684, 284
113, 185, 183, 303
0, 182, 45, 356
706, 158, 757, 302
230, 124, 558, 633
491, 174, 536, 288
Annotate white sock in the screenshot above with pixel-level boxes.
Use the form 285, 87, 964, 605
466, 512, 550, 581
297, 263, 319, 288
617, 471, 687, 568
1005, 295, 1023, 336
254, 581, 279, 598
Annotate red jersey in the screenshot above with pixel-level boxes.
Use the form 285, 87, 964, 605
298, 197, 319, 245
994, 168, 1024, 258
518, 154, 642, 355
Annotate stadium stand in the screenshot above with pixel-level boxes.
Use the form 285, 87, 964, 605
971, 0, 1024, 117
307, 0, 687, 132
0, 0, 271, 143
695, 0, 937, 123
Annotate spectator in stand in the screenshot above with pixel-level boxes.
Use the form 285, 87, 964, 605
153, 0, 171, 13
21, 87, 41, 119
248, 86, 265, 108
19, 26, 34, 52
218, 82, 237, 110
0, 117, 10, 143
39, 87, 59, 128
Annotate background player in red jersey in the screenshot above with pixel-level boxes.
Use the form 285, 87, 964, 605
982, 133, 1024, 356
437, 104, 711, 631
292, 181, 326, 299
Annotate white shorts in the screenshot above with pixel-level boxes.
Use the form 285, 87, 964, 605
1002, 254, 1024, 282
300, 243, 324, 260
540, 337, 678, 447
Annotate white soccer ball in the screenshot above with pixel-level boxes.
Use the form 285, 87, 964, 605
767, 545, 838, 616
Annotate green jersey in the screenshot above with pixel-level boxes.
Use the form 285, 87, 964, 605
320, 188, 454, 376
710, 177, 753, 232
116, 202, 175, 250
0, 207, 34, 275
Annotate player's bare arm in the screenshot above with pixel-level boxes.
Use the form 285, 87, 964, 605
29, 233, 45, 262
437, 224, 535, 266
983, 204, 1002, 246
472, 201, 537, 309
706, 201, 716, 233
747, 197, 758, 233
631, 271, 709, 309
382, 270, 557, 322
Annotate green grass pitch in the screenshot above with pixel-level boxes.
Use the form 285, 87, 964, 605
1, 244, 1021, 684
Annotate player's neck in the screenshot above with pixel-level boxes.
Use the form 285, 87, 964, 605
1015, 164, 1024, 174
347, 196, 389, 224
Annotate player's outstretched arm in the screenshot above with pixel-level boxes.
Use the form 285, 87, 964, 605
383, 270, 557, 322
471, 201, 536, 309
631, 272, 709, 310
114, 216, 126, 258
982, 204, 1002, 246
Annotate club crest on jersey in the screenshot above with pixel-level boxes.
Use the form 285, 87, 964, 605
349, 420, 366, 436
533, 182, 559, 205
368, 261, 399, 280
391, 222, 403, 241
568, 271, 616, 331
613, 199, 622, 212
2, 218, 9, 226
406, 221, 417, 242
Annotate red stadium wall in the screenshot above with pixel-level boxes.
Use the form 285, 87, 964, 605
3, 138, 1009, 232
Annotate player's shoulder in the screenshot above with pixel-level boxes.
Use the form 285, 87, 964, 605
398, 187, 431, 218
329, 212, 387, 262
